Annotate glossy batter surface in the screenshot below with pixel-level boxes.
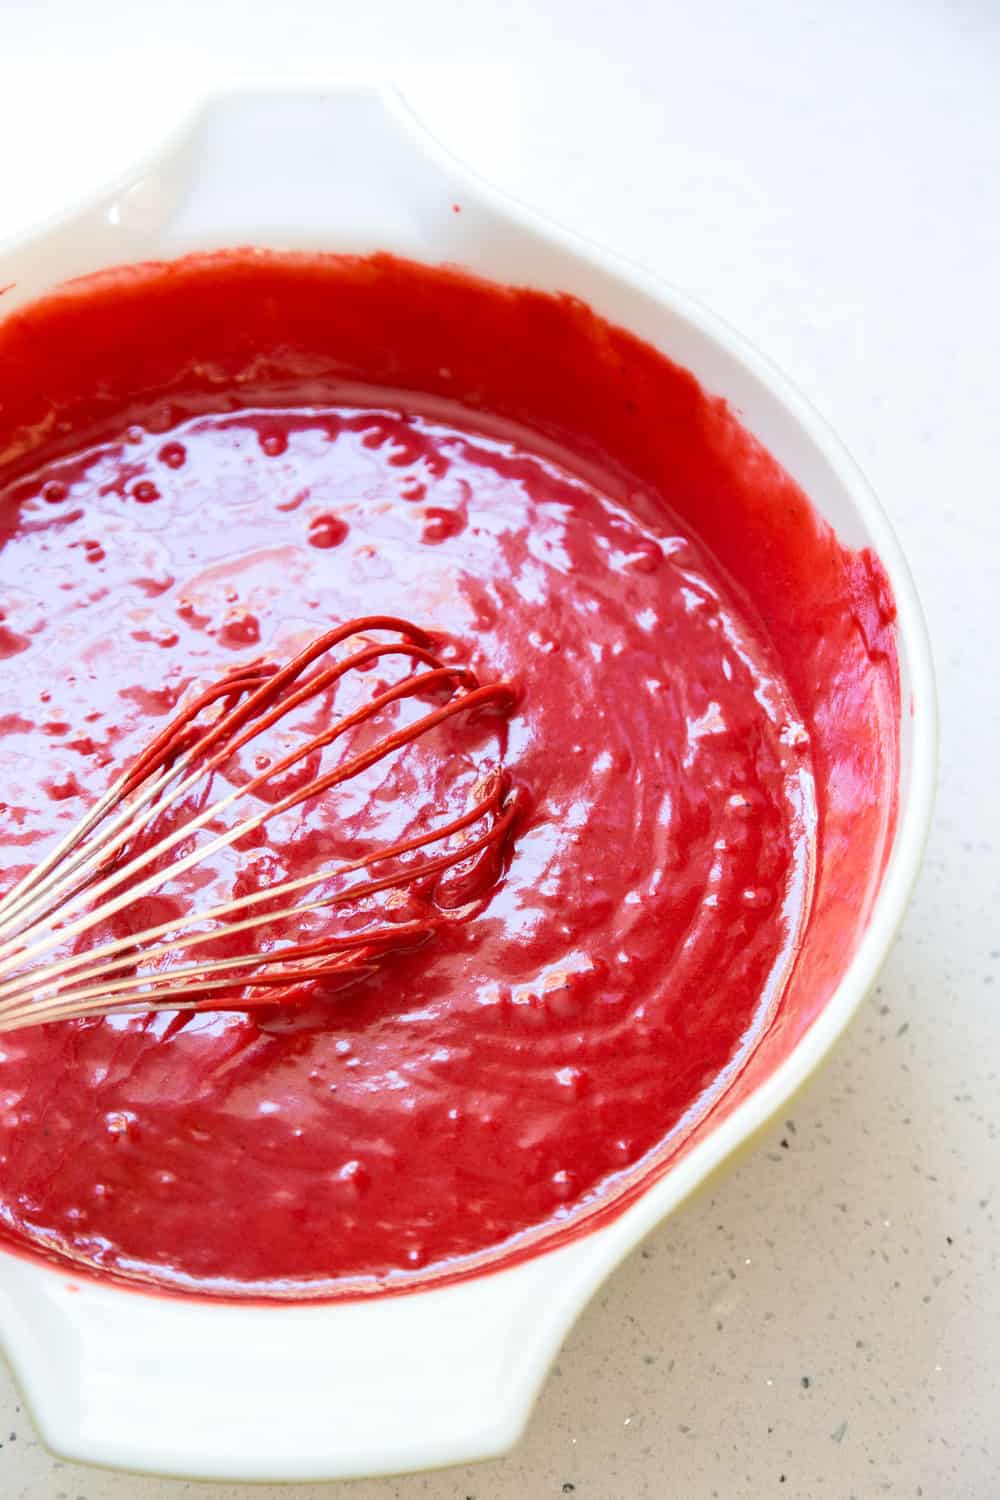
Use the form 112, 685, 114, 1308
0, 397, 812, 1293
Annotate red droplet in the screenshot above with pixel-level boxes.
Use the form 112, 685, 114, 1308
43, 770, 83, 801
0, 626, 30, 659
218, 608, 261, 647
550, 1168, 575, 1200
337, 1160, 371, 1196
626, 538, 663, 573
421, 507, 466, 545
158, 441, 187, 470
554, 1065, 591, 1099
307, 513, 349, 549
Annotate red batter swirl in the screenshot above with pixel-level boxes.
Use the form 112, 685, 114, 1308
0, 253, 896, 1297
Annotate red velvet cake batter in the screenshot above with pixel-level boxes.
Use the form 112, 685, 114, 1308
0, 254, 897, 1296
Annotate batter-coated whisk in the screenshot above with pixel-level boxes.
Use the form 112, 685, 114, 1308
0, 616, 518, 1031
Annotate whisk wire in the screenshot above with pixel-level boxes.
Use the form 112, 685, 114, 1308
0, 667, 508, 982
0, 618, 518, 1031
0, 782, 512, 1010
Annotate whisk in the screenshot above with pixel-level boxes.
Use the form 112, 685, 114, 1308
0, 615, 519, 1032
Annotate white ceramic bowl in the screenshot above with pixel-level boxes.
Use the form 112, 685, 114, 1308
0, 84, 936, 1481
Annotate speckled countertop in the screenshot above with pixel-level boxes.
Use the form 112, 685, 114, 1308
1, 2, 998, 1495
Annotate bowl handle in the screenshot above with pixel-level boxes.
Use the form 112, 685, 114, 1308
0, 82, 573, 310
0, 83, 497, 301
161, 84, 481, 255
0, 1235, 606, 1479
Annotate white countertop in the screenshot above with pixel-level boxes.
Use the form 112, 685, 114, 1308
1, 2, 997, 1496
